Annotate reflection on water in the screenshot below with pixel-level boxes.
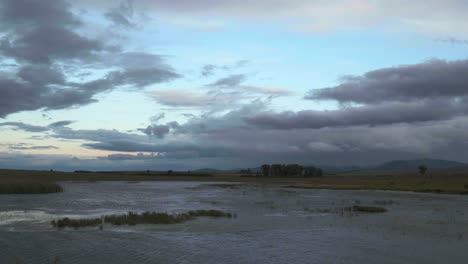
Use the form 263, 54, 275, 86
1, 181, 467, 263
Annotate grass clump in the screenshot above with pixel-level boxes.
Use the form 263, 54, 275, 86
374, 200, 399, 205
0, 182, 63, 194
51, 210, 233, 229
348, 205, 387, 213
206, 183, 243, 189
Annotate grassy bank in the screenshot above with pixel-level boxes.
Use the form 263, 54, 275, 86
2, 168, 468, 195
51, 210, 233, 229
0, 182, 63, 194
287, 180, 468, 195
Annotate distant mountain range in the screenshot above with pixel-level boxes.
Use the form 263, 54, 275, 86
194, 159, 468, 174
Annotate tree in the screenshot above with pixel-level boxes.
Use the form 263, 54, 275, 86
271, 164, 283, 177
284, 164, 303, 177
418, 165, 427, 176
316, 168, 323, 177
261, 164, 271, 177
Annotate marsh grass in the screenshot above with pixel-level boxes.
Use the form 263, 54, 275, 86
207, 183, 244, 189
374, 200, 400, 205
51, 210, 233, 229
0, 182, 63, 194
313, 205, 387, 215
348, 205, 387, 213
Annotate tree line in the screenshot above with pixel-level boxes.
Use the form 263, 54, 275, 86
260, 164, 323, 177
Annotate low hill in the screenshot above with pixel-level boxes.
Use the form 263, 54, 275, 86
374, 158, 468, 170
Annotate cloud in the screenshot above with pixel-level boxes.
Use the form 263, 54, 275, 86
200, 60, 249, 77
137, 125, 170, 138
83, 141, 234, 158
0, 26, 104, 63
306, 59, 468, 104
5, 108, 468, 169
242, 86, 294, 96
246, 99, 468, 129
0, 0, 180, 117
0, 120, 73, 132
48, 121, 75, 128
150, 89, 239, 107
76, 0, 468, 36
105, 0, 138, 29
436, 37, 468, 45
0, 0, 80, 29
150, 113, 165, 123
307, 142, 342, 153
207, 74, 246, 87
9, 145, 58, 150
0, 64, 179, 118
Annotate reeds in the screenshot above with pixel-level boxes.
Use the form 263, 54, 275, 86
348, 205, 387, 213
51, 210, 233, 229
0, 182, 63, 194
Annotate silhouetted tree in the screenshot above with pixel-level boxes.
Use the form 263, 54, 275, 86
418, 165, 427, 176
167, 170, 173, 175
271, 164, 283, 177
261, 164, 271, 177
261, 163, 323, 177
284, 164, 303, 177
316, 168, 323, 177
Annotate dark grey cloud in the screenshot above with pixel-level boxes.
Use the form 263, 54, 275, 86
306, 59, 468, 104
0, 65, 179, 117
138, 125, 170, 138
48, 120, 74, 128
207, 74, 246, 87
171, 99, 268, 134
82, 116, 468, 166
52, 127, 145, 143
0, 0, 79, 29
0, 26, 104, 63
0, 0, 179, 117
0, 120, 72, 132
5, 109, 468, 169
0, 122, 50, 132
17, 65, 65, 85
0, 0, 105, 64
9, 145, 58, 150
84, 141, 234, 158
246, 98, 468, 129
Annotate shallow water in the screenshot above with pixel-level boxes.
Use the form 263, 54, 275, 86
1, 181, 467, 263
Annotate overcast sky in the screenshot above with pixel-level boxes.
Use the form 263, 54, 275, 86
1, 0, 468, 171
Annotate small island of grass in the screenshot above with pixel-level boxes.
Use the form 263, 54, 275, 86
51, 210, 233, 229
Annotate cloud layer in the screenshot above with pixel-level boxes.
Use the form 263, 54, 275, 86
0, 0, 179, 117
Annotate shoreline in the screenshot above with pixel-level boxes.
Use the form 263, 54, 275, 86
1, 169, 468, 196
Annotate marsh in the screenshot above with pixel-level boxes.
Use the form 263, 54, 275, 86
1, 181, 467, 263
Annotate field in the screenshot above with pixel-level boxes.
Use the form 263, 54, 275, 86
1, 168, 468, 195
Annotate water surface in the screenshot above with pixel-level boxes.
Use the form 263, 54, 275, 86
1, 181, 467, 263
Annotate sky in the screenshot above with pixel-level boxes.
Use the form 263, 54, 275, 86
1, 0, 468, 171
